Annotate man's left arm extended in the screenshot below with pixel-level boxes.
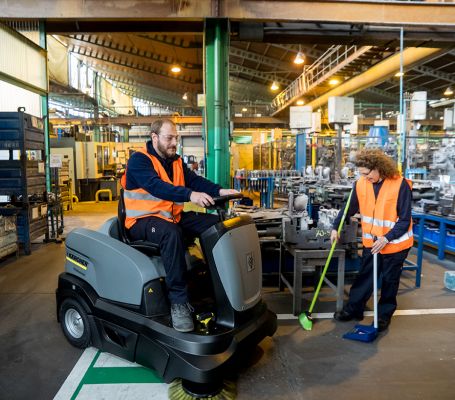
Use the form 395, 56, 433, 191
183, 162, 236, 197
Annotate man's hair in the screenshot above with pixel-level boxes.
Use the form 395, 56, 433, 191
150, 118, 176, 136
355, 148, 399, 179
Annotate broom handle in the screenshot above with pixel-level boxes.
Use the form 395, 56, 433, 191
308, 188, 354, 314
373, 252, 378, 329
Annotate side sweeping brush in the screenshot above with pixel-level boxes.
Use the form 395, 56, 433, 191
299, 188, 354, 331
168, 379, 237, 400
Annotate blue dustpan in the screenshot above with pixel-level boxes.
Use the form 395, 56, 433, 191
343, 324, 378, 342
344, 253, 379, 343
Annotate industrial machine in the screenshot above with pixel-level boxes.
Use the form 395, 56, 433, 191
56, 194, 277, 398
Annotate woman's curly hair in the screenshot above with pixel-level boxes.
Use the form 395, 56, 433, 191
355, 148, 399, 179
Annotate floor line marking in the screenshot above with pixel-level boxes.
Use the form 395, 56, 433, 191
53, 347, 98, 400
71, 349, 102, 400
277, 308, 455, 320
75, 383, 168, 400
94, 352, 141, 368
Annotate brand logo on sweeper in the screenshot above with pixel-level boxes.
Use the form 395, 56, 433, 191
246, 252, 255, 272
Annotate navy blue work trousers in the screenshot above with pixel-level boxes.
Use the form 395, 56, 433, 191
128, 211, 219, 304
344, 247, 410, 321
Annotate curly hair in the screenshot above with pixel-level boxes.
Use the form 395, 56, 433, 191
355, 148, 399, 179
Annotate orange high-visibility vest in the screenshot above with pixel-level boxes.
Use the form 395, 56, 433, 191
356, 176, 413, 254
121, 149, 185, 229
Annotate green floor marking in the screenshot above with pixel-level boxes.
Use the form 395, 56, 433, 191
82, 365, 163, 385
71, 351, 163, 399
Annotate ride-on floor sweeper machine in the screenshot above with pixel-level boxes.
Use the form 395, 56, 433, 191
56, 193, 277, 398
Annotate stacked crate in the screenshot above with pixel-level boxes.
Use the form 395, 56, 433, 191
0, 111, 48, 255
0, 209, 18, 259
59, 160, 72, 210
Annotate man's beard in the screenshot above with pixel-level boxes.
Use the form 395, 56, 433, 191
157, 141, 176, 158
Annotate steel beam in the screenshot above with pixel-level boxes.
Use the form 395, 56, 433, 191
229, 46, 291, 71
2, 1, 211, 19
137, 34, 202, 49
69, 44, 201, 85
229, 63, 292, 85
65, 34, 202, 70
412, 65, 455, 84
4, 1, 455, 26
49, 115, 202, 126
81, 58, 199, 99
223, 1, 455, 26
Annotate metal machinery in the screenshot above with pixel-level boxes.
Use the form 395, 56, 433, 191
282, 191, 358, 252
233, 168, 360, 285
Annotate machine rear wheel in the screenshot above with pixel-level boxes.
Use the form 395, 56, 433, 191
59, 298, 91, 348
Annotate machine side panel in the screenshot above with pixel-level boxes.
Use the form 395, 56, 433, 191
65, 228, 165, 305
212, 223, 262, 311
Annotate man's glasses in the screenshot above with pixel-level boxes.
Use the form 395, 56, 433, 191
158, 134, 179, 143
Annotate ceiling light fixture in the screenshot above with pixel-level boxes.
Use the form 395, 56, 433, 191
395, 71, 404, 77
296, 99, 304, 106
329, 79, 339, 86
182, 92, 188, 100
294, 45, 305, 65
242, 107, 248, 112
171, 65, 181, 73
270, 81, 280, 91
444, 86, 453, 96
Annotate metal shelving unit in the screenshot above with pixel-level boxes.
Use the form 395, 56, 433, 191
0, 111, 48, 255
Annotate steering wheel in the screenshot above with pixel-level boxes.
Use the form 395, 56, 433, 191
207, 193, 243, 209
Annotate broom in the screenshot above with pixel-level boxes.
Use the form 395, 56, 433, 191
299, 188, 354, 331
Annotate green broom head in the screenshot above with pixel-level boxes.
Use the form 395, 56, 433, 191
168, 378, 237, 400
299, 312, 313, 331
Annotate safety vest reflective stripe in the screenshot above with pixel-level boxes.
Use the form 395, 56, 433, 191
125, 209, 173, 219
361, 216, 396, 229
389, 231, 414, 244
123, 190, 184, 206
123, 191, 162, 201
363, 231, 413, 244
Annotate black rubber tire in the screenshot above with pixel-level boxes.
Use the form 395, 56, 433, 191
59, 298, 91, 348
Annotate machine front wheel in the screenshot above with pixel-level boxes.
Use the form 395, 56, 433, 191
59, 298, 91, 348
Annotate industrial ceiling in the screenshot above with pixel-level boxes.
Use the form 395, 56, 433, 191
42, 18, 455, 117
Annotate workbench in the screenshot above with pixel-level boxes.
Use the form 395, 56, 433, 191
408, 212, 455, 288
279, 245, 345, 316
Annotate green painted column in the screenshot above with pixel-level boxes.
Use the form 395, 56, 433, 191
39, 21, 51, 192
94, 73, 101, 142
204, 18, 230, 188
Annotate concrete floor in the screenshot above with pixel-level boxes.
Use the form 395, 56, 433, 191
1, 202, 455, 400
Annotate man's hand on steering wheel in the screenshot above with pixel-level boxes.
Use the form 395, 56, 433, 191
190, 191, 215, 208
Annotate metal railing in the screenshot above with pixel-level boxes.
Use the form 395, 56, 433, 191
271, 45, 373, 114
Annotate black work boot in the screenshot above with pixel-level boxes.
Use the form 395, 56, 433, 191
378, 319, 391, 332
333, 309, 364, 322
171, 303, 194, 332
